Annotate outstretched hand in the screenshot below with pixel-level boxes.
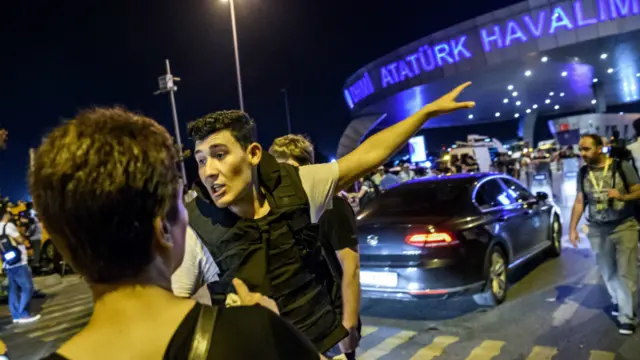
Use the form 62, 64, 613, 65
423, 82, 475, 117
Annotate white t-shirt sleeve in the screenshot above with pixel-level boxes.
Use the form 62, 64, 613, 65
298, 162, 340, 223
171, 226, 219, 298
3, 223, 20, 238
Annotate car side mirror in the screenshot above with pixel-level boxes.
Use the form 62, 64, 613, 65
535, 192, 549, 202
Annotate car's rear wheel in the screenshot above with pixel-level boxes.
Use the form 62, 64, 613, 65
473, 246, 507, 307
545, 216, 562, 258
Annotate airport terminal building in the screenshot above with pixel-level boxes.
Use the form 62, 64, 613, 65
338, 0, 640, 159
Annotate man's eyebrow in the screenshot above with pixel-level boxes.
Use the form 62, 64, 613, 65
195, 144, 227, 155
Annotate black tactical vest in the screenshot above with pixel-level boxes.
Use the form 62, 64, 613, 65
186, 152, 347, 352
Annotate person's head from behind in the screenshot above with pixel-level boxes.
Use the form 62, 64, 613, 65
268, 134, 314, 167
29, 107, 187, 287
578, 134, 604, 165
188, 111, 260, 209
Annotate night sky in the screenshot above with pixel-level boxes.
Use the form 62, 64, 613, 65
0, 0, 519, 199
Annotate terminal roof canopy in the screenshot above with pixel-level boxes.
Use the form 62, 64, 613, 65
342, 0, 640, 131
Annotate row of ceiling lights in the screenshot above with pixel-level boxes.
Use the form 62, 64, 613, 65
466, 53, 639, 121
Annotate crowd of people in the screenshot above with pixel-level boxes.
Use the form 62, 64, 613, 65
2, 74, 639, 357
13, 83, 476, 359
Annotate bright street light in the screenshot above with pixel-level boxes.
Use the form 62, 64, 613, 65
222, 0, 245, 111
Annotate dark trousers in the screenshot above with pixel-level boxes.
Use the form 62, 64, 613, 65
6, 265, 34, 320
30, 239, 42, 266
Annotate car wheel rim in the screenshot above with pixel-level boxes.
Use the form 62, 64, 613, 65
552, 220, 560, 250
490, 252, 506, 299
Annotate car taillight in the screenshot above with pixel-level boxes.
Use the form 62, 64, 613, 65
404, 232, 458, 247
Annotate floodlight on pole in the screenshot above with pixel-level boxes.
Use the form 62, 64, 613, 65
155, 59, 188, 184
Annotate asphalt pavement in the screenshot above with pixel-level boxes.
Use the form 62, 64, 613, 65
1, 206, 639, 359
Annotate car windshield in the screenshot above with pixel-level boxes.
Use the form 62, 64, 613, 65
364, 180, 471, 217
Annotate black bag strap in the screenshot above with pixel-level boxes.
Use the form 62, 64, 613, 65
188, 305, 218, 360
579, 165, 588, 200
0, 223, 8, 253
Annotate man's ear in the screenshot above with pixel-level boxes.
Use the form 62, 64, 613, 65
153, 217, 172, 251
247, 143, 262, 167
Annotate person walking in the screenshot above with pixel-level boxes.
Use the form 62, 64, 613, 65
570, 134, 640, 335
0, 206, 40, 323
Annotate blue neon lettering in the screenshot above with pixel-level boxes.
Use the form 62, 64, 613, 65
348, 72, 374, 104
504, 21, 528, 46
406, 53, 421, 75
344, 89, 354, 109
345, 0, 640, 106
419, 46, 436, 71
450, 36, 472, 61
549, 7, 574, 34
380, 67, 395, 88
398, 60, 414, 80
481, 25, 503, 52
434, 43, 454, 66
599, 0, 610, 20
575, 0, 598, 26
387, 62, 400, 83
609, 0, 640, 18
523, 11, 546, 38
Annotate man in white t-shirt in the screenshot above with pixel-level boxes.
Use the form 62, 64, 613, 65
0, 207, 40, 323
171, 225, 219, 304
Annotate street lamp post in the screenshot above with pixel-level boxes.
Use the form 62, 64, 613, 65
281, 88, 292, 133
155, 59, 188, 183
222, 0, 245, 111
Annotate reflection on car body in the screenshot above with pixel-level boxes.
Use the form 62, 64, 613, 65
356, 173, 563, 306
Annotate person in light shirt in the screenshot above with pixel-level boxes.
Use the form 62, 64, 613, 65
171, 225, 219, 304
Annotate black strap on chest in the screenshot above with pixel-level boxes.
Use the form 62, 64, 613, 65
187, 305, 218, 360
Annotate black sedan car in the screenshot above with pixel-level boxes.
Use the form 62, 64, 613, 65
356, 173, 562, 306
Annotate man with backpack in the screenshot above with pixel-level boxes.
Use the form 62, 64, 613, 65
569, 134, 640, 335
0, 206, 40, 323
186, 82, 474, 353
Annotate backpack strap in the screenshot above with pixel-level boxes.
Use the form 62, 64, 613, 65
612, 159, 631, 192
0, 223, 8, 253
579, 165, 588, 200
188, 305, 218, 360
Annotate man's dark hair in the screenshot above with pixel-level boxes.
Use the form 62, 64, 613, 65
582, 133, 604, 147
187, 110, 257, 149
29, 107, 180, 284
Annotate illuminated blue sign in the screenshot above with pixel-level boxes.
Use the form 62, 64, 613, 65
344, 0, 640, 108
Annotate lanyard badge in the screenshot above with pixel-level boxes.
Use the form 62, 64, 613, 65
588, 159, 610, 211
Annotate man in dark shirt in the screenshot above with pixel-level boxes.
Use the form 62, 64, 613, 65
270, 135, 362, 359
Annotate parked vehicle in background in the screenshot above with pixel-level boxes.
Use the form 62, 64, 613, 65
356, 173, 562, 306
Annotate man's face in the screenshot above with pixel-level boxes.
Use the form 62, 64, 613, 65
194, 130, 261, 208
578, 137, 601, 165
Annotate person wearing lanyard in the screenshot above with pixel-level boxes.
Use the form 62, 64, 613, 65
569, 134, 640, 335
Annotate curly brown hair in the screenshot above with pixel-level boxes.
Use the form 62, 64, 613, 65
29, 107, 180, 283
